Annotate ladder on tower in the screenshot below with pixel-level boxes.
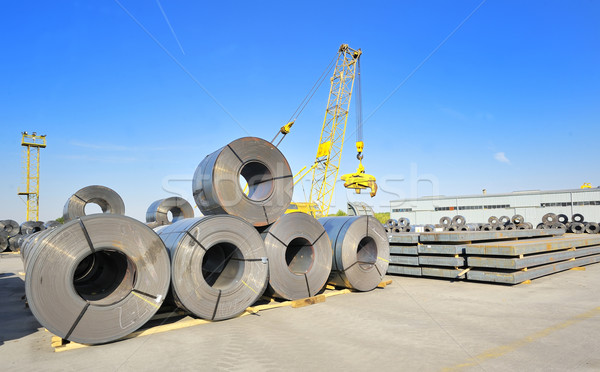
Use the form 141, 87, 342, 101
18, 132, 46, 221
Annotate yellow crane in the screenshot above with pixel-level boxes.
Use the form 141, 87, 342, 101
18, 132, 47, 221
273, 44, 377, 217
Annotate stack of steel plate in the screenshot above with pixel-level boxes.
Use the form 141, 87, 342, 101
387, 233, 421, 277
466, 234, 600, 284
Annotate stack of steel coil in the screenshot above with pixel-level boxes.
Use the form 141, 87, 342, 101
536, 213, 598, 234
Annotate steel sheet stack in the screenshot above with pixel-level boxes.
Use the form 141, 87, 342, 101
386, 233, 421, 277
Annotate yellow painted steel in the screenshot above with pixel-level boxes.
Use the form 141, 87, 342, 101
308, 44, 362, 217
18, 132, 46, 221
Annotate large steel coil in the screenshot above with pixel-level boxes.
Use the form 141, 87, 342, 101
319, 216, 389, 292
8, 234, 22, 251
20, 221, 46, 235
192, 137, 293, 227
146, 197, 194, 226
24, 215, 170, 344
585, 222, 599, 234
481, 224, 493, 231
570, 222, 585, 234
459, 223, 479, 231
397, 217, 410, 228
551, 223, 567, 230
260, 213, 332, 300
424, 224, 435, 232
44, 220, 62, 230
385, 219, 398, 228
493, 224, 505, 231
505, 223, 516, 230
572, 214, 584, 223
557, 214, 568, 224
0, 232, 8, 252
511, 214, 524, 225
1, 219, 20, 236
157, 216, 268, 320
499, 216, 510, 225
542, 213, 558, 225
451, 215, 466, 226
439, 217, 451, 227
63, 185, 125, 222
488, 216, 499, 225
447, 225, 459, 232
536, 223, 545, 229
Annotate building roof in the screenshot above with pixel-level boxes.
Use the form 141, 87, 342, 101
390, 187, 600, 203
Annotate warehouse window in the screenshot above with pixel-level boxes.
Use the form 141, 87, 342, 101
392, 208, 413, 212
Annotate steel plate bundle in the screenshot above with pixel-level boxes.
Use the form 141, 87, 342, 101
261, 213, 332, 300
319, 216, 389, 291
146, 196, 194, 227
157, 216, 268, 320
23, 215, 170, 344
192, 137, 293, 227
63, 185, 125, 222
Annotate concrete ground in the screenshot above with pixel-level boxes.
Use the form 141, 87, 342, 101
1, 252, 599, 372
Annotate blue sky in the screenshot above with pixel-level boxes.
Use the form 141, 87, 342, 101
1, 1, 598, 223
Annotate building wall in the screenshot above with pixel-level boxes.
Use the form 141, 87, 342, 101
390, 189, 600, 225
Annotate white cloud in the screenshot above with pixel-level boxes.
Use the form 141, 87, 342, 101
494, 152, 510, 164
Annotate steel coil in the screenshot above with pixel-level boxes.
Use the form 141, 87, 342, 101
585, 222, 599, 234
192, 137, 293, 227
572, 213, 584, 223
447, 225, 459, 232
8, 234, 22, 251
385, 219, 398, 228
551, 223, 567, 230
0, 232, 8, 252
63, 185, 125, 222
439, 217, 451, 227
1, 219, 20, 236
424, 224, 435, 232
536, 223, 545, 229
511, 214, 524, 225
43, 220, 62, 230
488, 216, 499, 225
557, 214, 568, 224
505, 223, 516, 230
319, 216, 389, 292
499, 216, 510, 225
451, 215, 466, 226
493, 224, 505, 231
260, 213, 332, 300
397, 217, 410, 228
542, 213, 558, 225
146, 197, 194, 226
157, 216, 268, 320
570, 222, 585, 234
24, 215, 170, 344
20, 221, 46, 235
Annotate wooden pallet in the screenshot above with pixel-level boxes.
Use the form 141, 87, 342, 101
50, 280, 392, 352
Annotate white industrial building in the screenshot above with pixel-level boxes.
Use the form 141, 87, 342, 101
390, 188, 600, 225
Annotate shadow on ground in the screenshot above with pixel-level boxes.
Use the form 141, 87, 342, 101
0, 274, 41, 345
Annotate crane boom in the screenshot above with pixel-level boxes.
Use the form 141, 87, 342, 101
308, 44, 362, 217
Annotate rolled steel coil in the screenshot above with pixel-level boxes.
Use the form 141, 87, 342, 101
8, 234, 22, 251
44, 220, 62, 230
585, 222, 599, 234
24, 215, 170, 344
146, 197, 194, 226
260, 213, 332, 300
439, 216, 451, 227
551, 223, 567, 230
319, 216, 389, 292
451, 215, 466, 226
392, 227, 402, 234
0, 232, 9, 252
20, 221, 46, 235
505, 223, 517, 230
488, 216, 499, 225
1, 219, 20, 236
447, 225, 459, 232
157, 216, 268, 320
570, 222, 585, 234
192, 137, 293, 227
542, 213, 558, 225
493, 224, 505, 231
63, 185, 125, 222
397, 217, 410, 228
572, 214, 584, 223
481, 224, 493, 231
557, 214, 568, 224
424, 224, 435, 232
536, 223, 545, 229
526, 222, 534, 229
499, 216, 511, 225
511, 214, 524, 225
385, 219, 398, 228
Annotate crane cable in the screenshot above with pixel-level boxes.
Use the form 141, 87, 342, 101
355, 57, 363, 154
273, 51, 339, 146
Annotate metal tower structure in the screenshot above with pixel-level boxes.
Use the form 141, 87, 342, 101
308, 44, 361, 217
18, 132, 46, 221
